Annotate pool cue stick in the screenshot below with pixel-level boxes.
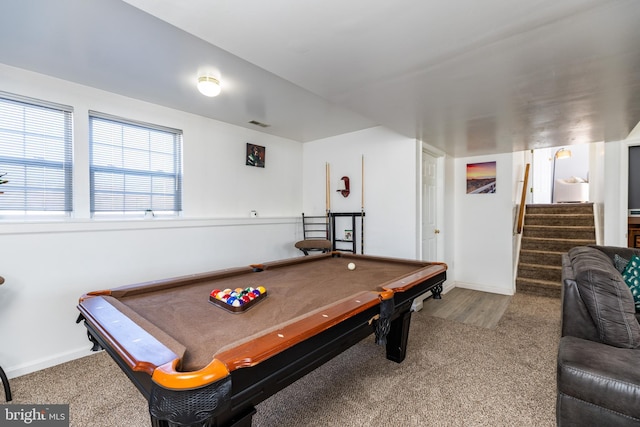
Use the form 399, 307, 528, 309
325, 162, 328, 213
327, 163, 331, 213
327, 162, 332, 243
361, 155, 364, 254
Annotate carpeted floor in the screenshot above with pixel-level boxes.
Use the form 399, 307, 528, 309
4, 292, 560, 426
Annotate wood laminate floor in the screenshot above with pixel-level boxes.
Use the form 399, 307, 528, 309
421, 287, 512, 329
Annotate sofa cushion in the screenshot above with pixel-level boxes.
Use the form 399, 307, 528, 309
622, 255, 640, 311
614, 253, 630, 273
590, 245, 640, 265
557, 336, 640, 422
568, 247, 640, 348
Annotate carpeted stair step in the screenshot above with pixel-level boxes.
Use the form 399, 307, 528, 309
515, 277, 561, 298
518, 263, 562, 282
524, 214, 595, 227
522, 225, 595, 240
525, 203, 594, 215
519, 249, 564, 266
520, 237, 595, 253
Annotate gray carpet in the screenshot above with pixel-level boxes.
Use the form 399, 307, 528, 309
5, 292, 560, 426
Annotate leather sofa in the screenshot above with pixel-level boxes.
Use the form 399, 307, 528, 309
558, 245, 640, 426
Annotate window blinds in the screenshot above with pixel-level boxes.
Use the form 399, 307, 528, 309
0, 93, 73, 214
89, 112, 183, 214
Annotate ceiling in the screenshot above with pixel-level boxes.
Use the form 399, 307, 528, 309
2, 0, 640, 157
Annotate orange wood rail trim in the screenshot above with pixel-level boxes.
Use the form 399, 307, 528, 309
152, 358, 230, 390
380, 264, 447, 293
215, 291, 381, 371
79, 296, 232, 389
78, 297, 180, 375
517, 163, 530, 234
78, 290, 112, 302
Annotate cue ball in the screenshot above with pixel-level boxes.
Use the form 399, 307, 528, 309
348, 262, 356, 270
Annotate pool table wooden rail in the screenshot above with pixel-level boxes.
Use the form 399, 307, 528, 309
77, 253, 447, 390
79, 265, 257, 301
78, 289, 387, 389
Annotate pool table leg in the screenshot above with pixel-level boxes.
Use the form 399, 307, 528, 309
150, 406, 255, 427
431, 283, 443, 299
385, 309, 412, 363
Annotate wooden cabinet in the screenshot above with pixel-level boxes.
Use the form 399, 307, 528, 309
628, 217, 640, 248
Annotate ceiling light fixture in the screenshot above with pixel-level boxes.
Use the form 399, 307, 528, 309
197, 75, 221, 97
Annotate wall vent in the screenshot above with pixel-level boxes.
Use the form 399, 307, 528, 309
248, 120, 270, 128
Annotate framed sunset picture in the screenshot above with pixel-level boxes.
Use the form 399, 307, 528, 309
466, 161, 496, 194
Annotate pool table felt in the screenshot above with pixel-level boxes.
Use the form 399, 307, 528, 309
99, 255, 441, 372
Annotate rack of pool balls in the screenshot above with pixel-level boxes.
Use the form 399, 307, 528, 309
209, 286, 267, 313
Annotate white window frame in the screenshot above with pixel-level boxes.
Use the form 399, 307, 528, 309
0, 91, 73, 218
89, 111, 183, 217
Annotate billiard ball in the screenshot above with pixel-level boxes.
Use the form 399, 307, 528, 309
210, 289, 221, 298
257, 286, 267, 294
348, 262, 356, 270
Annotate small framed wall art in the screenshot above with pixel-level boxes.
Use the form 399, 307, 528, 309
466, 161, 496, 194
246, 143, 265, 168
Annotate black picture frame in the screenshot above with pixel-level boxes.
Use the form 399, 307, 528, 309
246, 143, 265, 168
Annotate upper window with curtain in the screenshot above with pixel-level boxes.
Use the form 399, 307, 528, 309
0, 92, 73, 217
89, 112, 183, 217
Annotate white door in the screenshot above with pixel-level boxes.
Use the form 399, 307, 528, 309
422, 150, 438, 260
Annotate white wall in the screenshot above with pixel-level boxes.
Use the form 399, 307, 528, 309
0, 64, 304, 378
301, 127, 419, 259
453, 153, 516, 295
604, 138, 639, 247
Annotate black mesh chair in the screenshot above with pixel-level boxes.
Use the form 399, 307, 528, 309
294, 213, 332, 255
0, 276, 11, 401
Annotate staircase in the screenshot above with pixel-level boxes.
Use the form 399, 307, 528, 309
516, 203, 596, 298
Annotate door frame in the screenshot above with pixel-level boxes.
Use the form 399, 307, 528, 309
418, 142, 445, 262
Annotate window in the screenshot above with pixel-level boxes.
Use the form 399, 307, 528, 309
89, 112, 183, 216
0, 92, 73, 216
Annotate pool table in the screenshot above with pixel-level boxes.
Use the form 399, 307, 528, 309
77, 252, 446, 427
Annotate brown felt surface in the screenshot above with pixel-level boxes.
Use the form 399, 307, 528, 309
114, 255, 432, 371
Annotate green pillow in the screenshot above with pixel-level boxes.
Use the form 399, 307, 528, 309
622, 255, 640, 311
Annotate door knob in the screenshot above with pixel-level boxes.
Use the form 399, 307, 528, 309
434, 229, 440, 234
